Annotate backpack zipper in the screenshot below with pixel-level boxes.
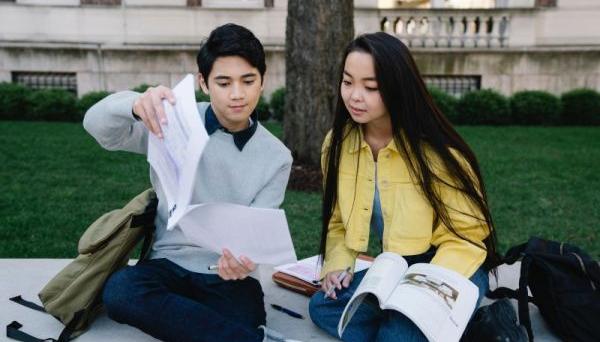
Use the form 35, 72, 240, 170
570, 252, 597, 291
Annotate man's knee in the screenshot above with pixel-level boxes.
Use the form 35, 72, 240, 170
102, 268, 137, 322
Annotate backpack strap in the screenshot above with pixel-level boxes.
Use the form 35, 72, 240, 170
516, 256, 534, 342
134, 197, 157, 263
501, 241, 529, 265
55, 310, 84, 342
6, 321, 56, 342
486, 243, 535, 342
6, 303, 83, 342
9, 296, 46, 313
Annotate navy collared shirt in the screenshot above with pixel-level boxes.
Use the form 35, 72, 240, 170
204, 105, 257, 151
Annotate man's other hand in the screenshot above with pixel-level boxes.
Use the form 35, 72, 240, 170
217, 248, 256, 280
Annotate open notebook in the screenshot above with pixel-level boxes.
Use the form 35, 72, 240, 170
273, 255, 373, 296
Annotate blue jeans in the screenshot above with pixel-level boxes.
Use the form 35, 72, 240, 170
308, 251, 489, 342
102, 258, 265, 342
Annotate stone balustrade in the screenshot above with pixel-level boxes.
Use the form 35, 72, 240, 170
378, 10, 512, 48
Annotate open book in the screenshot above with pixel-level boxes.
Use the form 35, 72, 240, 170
338, 252, 478, 342
146, 74, 297, 266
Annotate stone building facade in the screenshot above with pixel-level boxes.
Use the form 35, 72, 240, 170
0, 0, 599, 98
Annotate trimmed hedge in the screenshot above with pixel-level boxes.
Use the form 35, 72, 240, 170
131, 83, 156, 93
2, 81, 600, 126
428, 87, 459, 124
0, 82, 32, 120
256, 96, 270, 121
76, 91, 112, 120
270, 87, 286, 121
510, 90, 560, 125
560, 88, 600, 125
28, 89, 78, 122
458, 89, 510, 125
195, 90, 210, 103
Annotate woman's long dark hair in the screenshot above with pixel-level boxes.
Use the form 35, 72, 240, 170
319, 32, 500, 271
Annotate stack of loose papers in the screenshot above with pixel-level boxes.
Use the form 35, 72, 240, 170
146, 74, 297, 266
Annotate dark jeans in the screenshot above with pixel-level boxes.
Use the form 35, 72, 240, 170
102, 258, 265, 342
308, 248, 490, 342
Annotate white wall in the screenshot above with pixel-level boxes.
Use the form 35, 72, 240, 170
0, 4, 287, 47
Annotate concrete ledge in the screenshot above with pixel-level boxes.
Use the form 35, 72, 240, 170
0, 259, 559, 341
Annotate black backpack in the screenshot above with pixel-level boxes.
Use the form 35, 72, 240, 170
488, 237, 600, 342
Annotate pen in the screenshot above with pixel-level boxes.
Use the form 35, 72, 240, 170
207, 264, 218, 271
325, 267, 351, 298
271, 304, 304, 319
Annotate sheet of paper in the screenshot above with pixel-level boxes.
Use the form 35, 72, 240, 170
178, 203, 298, 266
274, 255, 373, 284
146, 74, 209, 229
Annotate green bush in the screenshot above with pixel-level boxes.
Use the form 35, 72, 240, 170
131, 83, 156, 93
0, 82, 33, 120
428, 87, 459, 124
195, 90, 210, 103
458, 89, 510, 125
28, 89, 78, 122
270, 87, 286, 121
76, 91, 112, 121
256, 96, 270, 121
510, 90, 561, 125
560, 88, 600, 125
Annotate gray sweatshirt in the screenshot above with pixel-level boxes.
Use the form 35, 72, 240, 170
83, 91, 293, 273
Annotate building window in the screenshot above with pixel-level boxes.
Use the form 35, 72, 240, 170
12, 72, 77, 95
536, 0, 557, 7
187, 0, 202, 6
81, 0, 122, 5
424, 75, 481, 97
202, 0, 263, 8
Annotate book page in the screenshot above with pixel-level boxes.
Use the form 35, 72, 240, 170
177, 203, 297, 266
384, 263, 479, 342
274, 255, 373, 284
337, 252, 408, 338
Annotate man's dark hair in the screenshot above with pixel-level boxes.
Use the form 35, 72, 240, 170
196, 23, 266, 85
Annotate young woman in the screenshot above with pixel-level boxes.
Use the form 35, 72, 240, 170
308, 32, 500, 342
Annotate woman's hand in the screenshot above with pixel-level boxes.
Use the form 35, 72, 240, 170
217, 248, 256, 281
322, 269, 354, 299
132, 85, 176, 139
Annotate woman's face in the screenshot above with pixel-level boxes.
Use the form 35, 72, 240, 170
340, 51, 389, 126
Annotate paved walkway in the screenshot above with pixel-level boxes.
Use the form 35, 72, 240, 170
0, 259, 559, 341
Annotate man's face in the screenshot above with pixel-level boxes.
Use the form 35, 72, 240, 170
199, 56, 263, 132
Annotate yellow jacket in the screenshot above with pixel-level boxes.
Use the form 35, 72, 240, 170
320, 126, 489, 278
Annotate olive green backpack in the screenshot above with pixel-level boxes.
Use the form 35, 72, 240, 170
7, 189, 158, 342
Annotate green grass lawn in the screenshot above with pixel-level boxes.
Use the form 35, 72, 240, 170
0, 121, 598, 259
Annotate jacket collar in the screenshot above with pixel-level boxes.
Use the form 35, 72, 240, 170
347, 125, 399, 154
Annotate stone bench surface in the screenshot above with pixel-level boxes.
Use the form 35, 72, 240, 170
0, 259, 560, 341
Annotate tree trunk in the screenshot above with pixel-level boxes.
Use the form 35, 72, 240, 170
284, 0, 354, 166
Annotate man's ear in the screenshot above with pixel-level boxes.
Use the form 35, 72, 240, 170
197, 73, 209, 95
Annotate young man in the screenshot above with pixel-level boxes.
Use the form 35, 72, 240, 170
84, 24, 292, 342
